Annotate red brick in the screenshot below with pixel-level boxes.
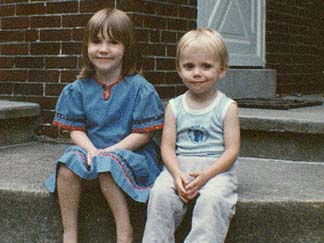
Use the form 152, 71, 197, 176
45, 56, 78, 69
46, 1, 78, 14
155, 85, 176, 99
0, 30, 24, 42
156, 57, 176, 71
167, 18, 188, 31
72, 28, 84, 41
45, 83, 66, 96
61, 70, 78, 82
28, 96, 57, 110
161, 31, 177, 43
16, 3, 45, 16
62, 14, 92, 28
25, 30, 39, 42
80, 0, 114, 13
15, 56, 44, 68
143, 71, 165, 85
14, 83, 43, 96
30, 43, 61, 55
28, 70, 59, 83
62, 42, 82, 55
30, 16, 61, 28
141, 57, 155, 70
0, 57, 14, 68
40, 110, 55, 124
1, 44, 28, 55
0, 5, 15, 17
0, 70, 28, 82
0, 83, 13, 94
40, 29, 72, 41
1, 17, 29, 29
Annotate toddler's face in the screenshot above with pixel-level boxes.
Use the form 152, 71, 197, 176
177, 46, 226, 96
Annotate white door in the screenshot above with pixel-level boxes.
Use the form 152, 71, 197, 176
197, 0, 265, 67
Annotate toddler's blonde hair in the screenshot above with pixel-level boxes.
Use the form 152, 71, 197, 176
176, 28, 228, 70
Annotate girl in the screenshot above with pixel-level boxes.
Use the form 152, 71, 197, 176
143, 29, 240, 242
44, 8, 164, 243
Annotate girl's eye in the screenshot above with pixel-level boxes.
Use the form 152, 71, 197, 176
110, 39, 120, 45
91, 38, 102, 44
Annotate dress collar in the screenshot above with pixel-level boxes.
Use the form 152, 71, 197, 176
93, 75, 123, 100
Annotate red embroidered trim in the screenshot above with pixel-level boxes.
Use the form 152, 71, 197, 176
102, 153, 152, 190
53, 121, 85, 131
132, 124, 164, 133
94, 75, 123, 100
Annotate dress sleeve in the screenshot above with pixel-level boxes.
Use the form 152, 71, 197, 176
52, 82, 87, 131
132, 82, 164, 133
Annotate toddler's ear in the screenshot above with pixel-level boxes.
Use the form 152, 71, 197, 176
219, 66, 228, 79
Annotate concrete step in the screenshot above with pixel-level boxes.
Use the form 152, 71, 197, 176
239, 96, 324, 162
1, 142, 323, 242
0, 100, 40, 146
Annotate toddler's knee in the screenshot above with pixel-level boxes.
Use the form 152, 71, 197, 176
151, 184, 171, 198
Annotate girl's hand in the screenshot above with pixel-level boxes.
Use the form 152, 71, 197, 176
185, 170, 210, 200
86, 149, 100, 167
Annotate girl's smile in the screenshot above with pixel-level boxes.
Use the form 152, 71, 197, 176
88, 32, 124, 83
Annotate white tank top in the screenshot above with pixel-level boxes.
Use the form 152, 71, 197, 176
169, 91, 234, 158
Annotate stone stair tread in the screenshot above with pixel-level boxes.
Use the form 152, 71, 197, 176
0, 100, 40, 120
239, 102, 324, 134
1, 142, 323, 203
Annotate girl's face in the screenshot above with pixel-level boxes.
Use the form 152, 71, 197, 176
177, 45, 227, 96
88, 31, 125, 79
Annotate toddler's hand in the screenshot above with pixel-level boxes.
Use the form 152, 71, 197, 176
174, 172, 190, 203
185, 171, 210, 200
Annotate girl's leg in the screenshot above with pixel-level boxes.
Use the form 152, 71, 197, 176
57, 164, 82, 243
98, 173, 133, 243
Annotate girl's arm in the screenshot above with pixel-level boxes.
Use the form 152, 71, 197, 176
186, 102, 240, 196
161, 104, 190, 202
70, 130, 98, 166
102, 132, 151, 152
71, 130, 97, 153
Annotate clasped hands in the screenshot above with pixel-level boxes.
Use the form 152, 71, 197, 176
174, 170, 210, 204
86, 147, 115, 167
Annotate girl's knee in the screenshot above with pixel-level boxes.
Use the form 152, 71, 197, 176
58, 164, 76, 179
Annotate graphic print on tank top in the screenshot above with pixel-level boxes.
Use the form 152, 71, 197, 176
188, 125, 209, 144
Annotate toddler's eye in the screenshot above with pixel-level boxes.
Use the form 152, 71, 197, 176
183, 63, 194, 69
202, 63, 212, 69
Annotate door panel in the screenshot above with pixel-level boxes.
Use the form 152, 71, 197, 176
198, 0, 265, 67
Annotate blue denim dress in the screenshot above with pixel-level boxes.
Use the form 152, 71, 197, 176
44, 74, 164, 203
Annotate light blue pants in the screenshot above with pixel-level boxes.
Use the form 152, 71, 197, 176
143, 156, 238, 243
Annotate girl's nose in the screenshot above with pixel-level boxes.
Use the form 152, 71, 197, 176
99, 43, 110, 53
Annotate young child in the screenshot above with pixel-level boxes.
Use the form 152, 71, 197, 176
143, 29, 240, 243
44, 8, 164, 243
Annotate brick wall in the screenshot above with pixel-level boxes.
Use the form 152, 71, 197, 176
0, 0, 196, 138
265, 0, 324, 94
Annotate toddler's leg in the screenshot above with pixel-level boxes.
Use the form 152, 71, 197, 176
57, 164, 82, 243
99, 173, 133, 243
185, 173, 237, 243
143, 170, 187, 243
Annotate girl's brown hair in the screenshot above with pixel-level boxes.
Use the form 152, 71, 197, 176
77, 8, 142, 79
